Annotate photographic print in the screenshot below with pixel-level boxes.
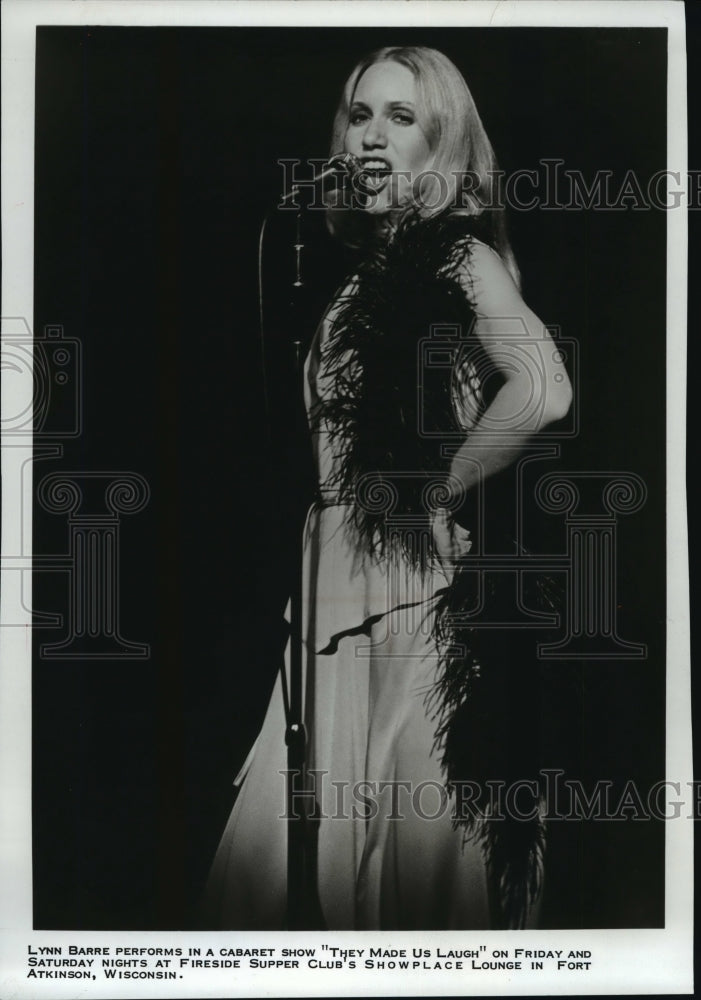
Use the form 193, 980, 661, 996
0, 1, 691, 996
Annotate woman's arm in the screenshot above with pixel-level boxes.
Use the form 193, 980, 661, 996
432, 241, 572, 576
447, 241, 572, 500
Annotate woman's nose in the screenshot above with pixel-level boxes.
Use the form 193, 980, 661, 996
362, 117, 387, 148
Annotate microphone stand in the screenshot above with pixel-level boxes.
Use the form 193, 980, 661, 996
278, 186, 323, 930
262, 159, 359, 929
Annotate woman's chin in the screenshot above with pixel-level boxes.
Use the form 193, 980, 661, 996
356, 191, 390, 215
356, 191, 413, 219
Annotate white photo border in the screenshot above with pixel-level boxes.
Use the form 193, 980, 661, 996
0, 1, 691, 997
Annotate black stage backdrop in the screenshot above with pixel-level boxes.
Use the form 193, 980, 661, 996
33, 27, 666, 930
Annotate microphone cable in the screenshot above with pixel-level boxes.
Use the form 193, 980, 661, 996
256, 154, 362, 451
257, 208, 274, 450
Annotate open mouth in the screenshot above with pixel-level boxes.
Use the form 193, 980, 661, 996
358, 160, 392, 194
359, 158, 392, 178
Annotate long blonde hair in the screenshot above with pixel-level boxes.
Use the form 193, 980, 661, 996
327, 46, 520, 285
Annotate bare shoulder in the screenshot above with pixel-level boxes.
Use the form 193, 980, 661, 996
457, 238, 523, 316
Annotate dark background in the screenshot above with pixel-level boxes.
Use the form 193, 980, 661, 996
33, 26, 667, 929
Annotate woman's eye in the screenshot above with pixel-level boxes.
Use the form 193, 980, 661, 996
392, 112, 414, 125
349, 111, 369, 125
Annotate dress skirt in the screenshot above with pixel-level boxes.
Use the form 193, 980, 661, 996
201, 501, 492, 930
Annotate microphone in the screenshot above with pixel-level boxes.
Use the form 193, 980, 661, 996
313, 152, 362, 186
279, 153, 363, 205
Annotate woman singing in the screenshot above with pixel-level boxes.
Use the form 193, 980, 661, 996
203, 45, 572, 930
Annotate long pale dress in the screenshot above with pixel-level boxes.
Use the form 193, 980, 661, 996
202, 285, 493, 930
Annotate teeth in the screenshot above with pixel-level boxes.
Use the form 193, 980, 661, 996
362, 160, 391, 171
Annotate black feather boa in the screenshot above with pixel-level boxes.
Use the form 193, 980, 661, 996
314, 210, 490, 572
313, 210, 555, 929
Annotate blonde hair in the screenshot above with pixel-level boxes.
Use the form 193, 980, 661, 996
327, 46, 520, 285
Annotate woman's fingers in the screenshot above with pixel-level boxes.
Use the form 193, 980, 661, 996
431, 510, 472, 582
453, 524, 472, 555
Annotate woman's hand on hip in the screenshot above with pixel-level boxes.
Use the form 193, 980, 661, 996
431, 507, 472, 584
